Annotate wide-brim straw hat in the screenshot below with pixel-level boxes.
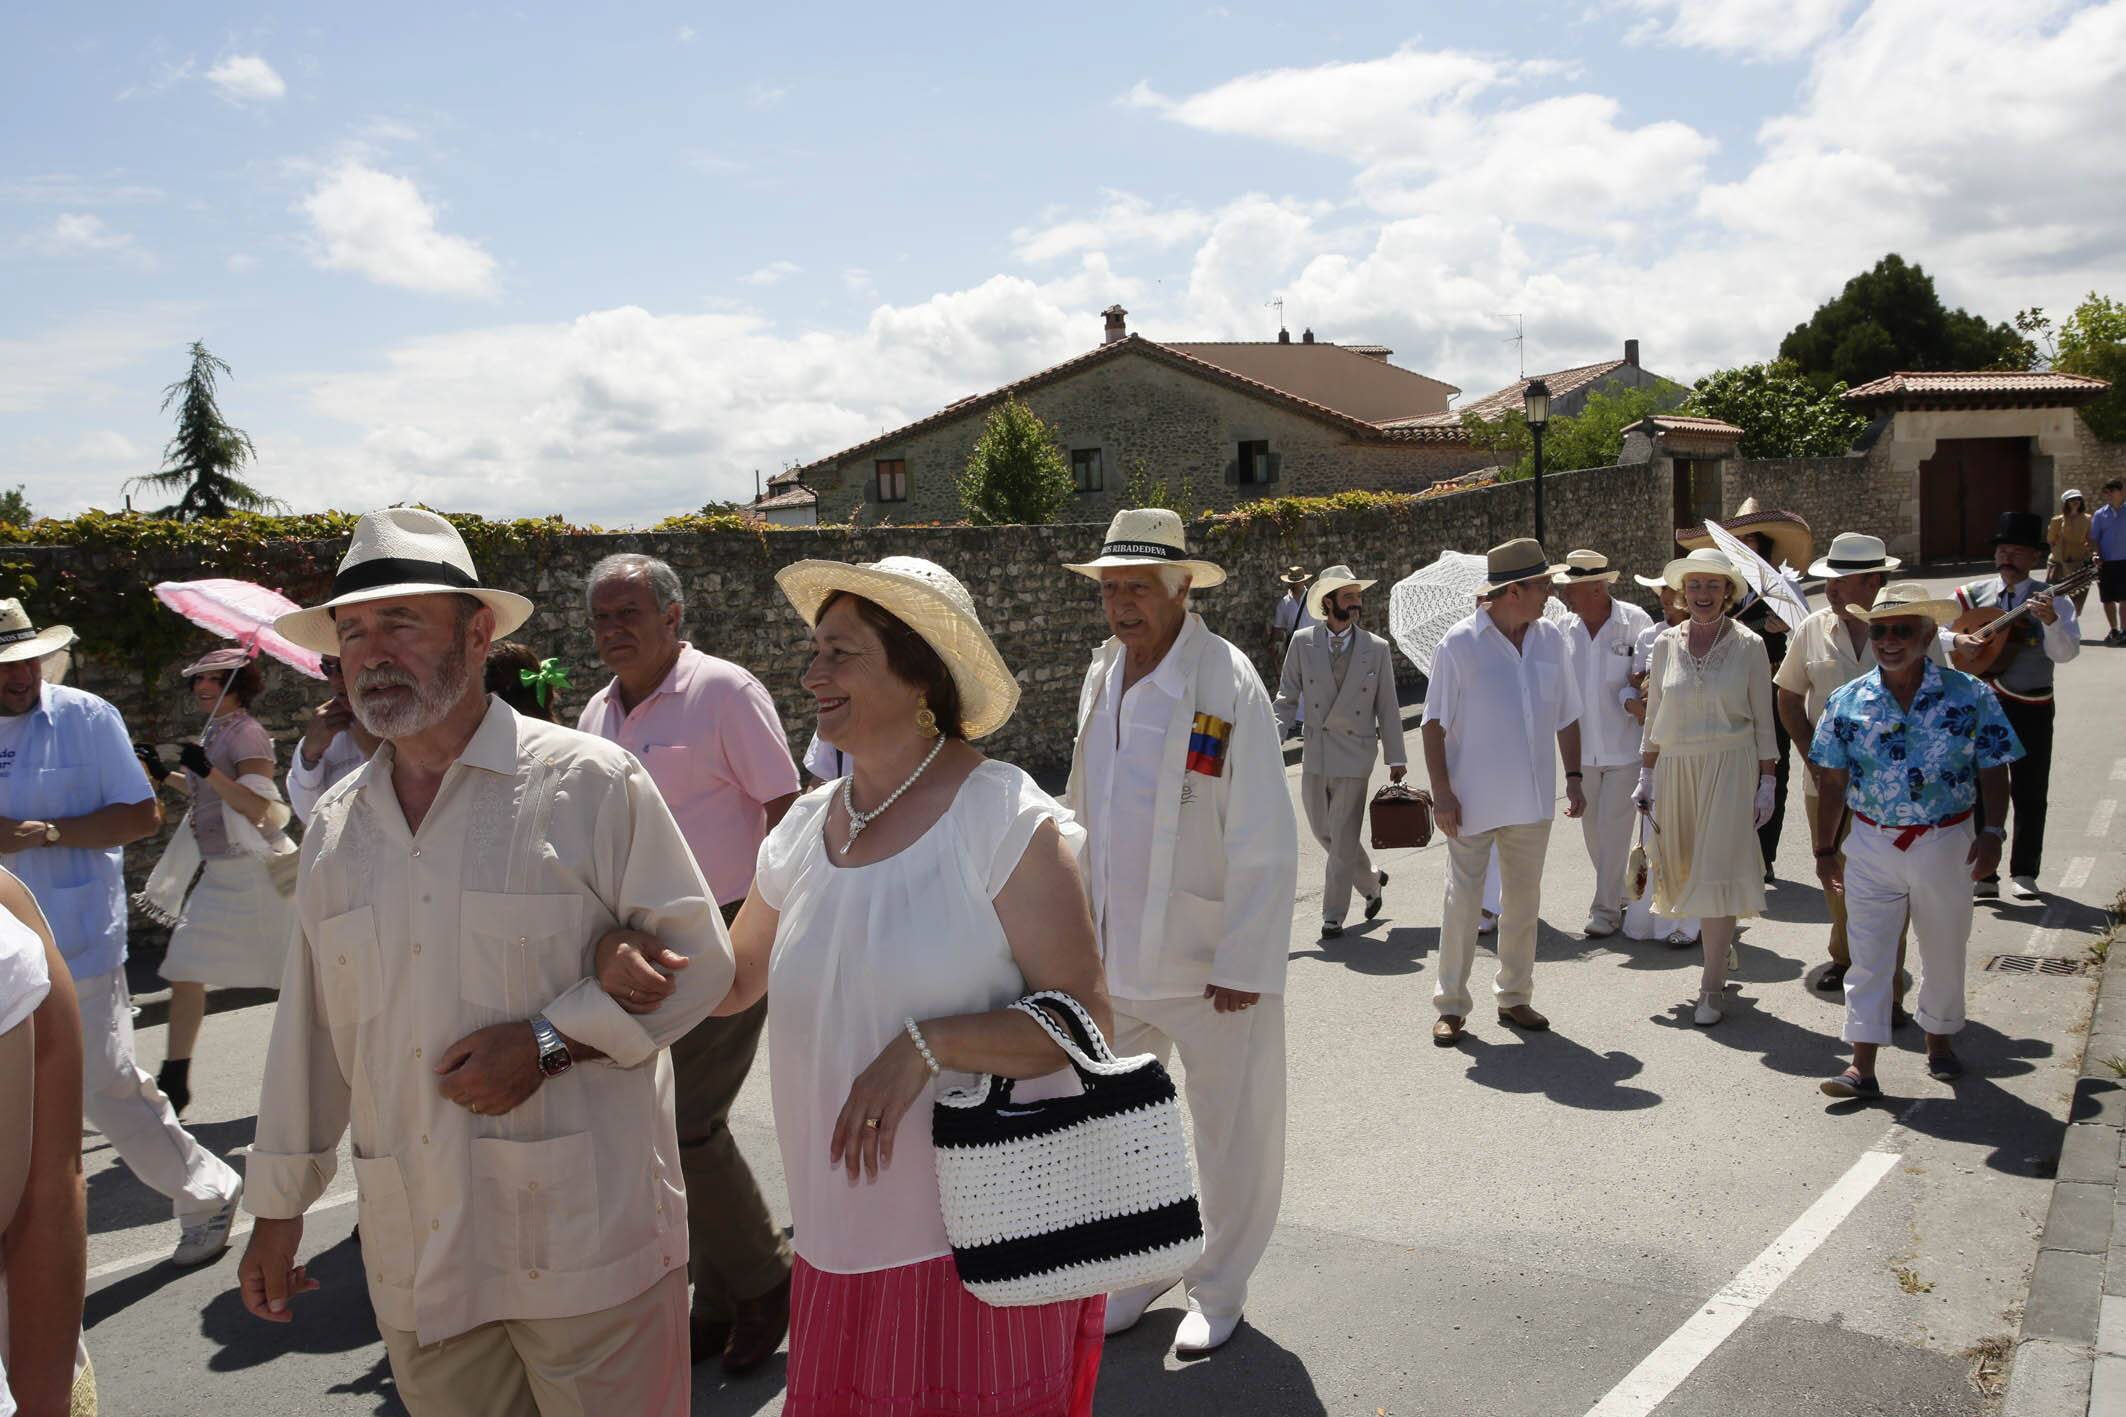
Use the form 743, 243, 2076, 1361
1807, 531, 1901, 579
1631, 572, 1670, 591
1845, 581, 1959, 625
1662, 548, 1751, 601
775, 556, 1020, 741
181, 646, 256, 679
275, 507, 535, 656
1551, 549, 1619, 587
1064, 508, 1226, 589
0, 598, 76, 682
1676, 497, 1813, 571
1278, 565, 1312, 586
1477, 538, 1564, 596
1306, 565, 1377, 620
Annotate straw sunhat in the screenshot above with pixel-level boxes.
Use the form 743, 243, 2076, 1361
1631, 573, 1669, 591
1278, 565, 1312, 586
275, 508, 535, 656
1806, 532, 1900, 579
1475, 538, 1564, 596
1551, 549, 1620, 587
1064, 508, 1226, 589
1844, 582, 1959, 625
180, 647, 256, 678
0, 600, 74, 683
1676, 497, 1813, 571
1661, 548, 1751, 601
774, 556, 1020, 740
1306, 565, 1377, 620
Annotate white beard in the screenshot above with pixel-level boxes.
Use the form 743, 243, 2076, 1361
350, 637, 475, 739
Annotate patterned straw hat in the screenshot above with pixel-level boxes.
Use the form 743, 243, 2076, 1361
0, 599, 75, 683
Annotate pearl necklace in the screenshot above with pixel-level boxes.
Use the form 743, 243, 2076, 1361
838, 736, 946, 856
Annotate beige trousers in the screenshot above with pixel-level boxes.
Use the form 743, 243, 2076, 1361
380, 1268, 688, 1417
1301, 773, 1379, 924
1579, 763, 1638, 931
1439, 820, 1552, 1017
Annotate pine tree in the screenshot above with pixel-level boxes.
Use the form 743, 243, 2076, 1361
125, 342, 286, 519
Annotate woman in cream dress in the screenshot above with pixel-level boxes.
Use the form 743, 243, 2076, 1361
1636, 550, 1778, 1026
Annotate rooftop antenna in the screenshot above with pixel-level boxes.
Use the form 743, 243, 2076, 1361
1265, 297, 1285, 337
1503, 313, 1525, 378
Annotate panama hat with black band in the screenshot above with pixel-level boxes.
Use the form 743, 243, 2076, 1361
1550, 549, 1620, 586
275, 507, 535, 656
1476, 538, 1564, 597
1806, 531, 1900, 579
0, 599, 76, 683
1064, 508, 1227, 589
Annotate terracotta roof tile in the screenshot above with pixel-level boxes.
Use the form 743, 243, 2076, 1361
751, 485, 818, 510
1453, 359, 1627, 421
1632, 413, 1744, 438
1842, 370, 2110, 407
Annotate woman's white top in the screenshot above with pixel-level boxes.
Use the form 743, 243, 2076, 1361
755, 758, 1084, 1275
0, 899, 49, 1038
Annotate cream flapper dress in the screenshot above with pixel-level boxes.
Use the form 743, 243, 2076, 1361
1642, 620, 1776, 920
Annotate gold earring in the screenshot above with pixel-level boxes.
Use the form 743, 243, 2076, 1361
915, 694, 940, 739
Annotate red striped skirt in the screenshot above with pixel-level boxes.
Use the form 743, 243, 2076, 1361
784, 1254, 1106, 1417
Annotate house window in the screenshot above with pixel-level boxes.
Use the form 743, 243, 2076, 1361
1071, 448, 1104, 493
874, 459, 908, 503
1236, 440, 1275, 485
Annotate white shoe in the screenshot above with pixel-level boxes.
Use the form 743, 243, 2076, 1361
1694, 990, 1722, 1027
1478, 910, 1498, 936
1173, 1305, 1243, 1355
2008, 875, 2041, 900
173, 1182, 242, 1267
1103, 1278, 1176, 1336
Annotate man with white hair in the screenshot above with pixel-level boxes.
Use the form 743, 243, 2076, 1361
1552, 550, 1651, 938
237, 509, 735, 1416
1063, 508, 1298, 1357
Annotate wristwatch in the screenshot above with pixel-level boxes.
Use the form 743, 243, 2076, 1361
528, 1013, 573, 1078
1981, 824, 2006, 840
40, 822, 59, 845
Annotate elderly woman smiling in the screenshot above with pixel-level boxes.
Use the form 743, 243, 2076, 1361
600, 555, 1112, 1416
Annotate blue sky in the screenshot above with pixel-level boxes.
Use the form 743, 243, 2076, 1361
5, 1, 2122, 523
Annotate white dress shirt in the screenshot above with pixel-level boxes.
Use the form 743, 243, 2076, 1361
1422, 609, 1583, 837
1566, 598, 1652, 768
1082, 635, 1192, 1000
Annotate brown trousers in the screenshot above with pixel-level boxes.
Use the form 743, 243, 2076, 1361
1816, 794, 1910, 997
672, 900, 790, 1319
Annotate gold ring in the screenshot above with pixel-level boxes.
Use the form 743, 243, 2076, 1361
863, 1117, 881, 1130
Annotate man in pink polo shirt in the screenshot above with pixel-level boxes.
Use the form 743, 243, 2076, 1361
577, 553, 800, 1375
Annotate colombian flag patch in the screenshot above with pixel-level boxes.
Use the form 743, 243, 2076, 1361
1186, 712, 1232, 778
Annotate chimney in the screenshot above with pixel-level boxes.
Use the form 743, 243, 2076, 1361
1301, 328, 1315, 344
1277, 328, 1290, 344
1624, 338, 1640, 367
1102, 305, 1128, 345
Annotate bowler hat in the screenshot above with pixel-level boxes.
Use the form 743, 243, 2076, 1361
1992, 511, 2047, 551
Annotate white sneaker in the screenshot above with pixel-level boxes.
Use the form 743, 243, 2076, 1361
173, 1182, 242, 1267
2008, 875, 2041, 900
1173, 1305, 1243, 1355
1103, 1278, 1176, 1336
1694, 991, 1722, 1027
1973, 879, 1999, 900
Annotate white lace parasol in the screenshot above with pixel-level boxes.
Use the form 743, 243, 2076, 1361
1388, 551, 1577, 676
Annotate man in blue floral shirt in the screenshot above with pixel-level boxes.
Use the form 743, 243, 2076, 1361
1809, 583, 2022, 1099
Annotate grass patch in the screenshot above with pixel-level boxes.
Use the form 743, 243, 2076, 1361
2102, 1055, 2126, 1079
1892, 1264, 1934, 1295
1963, 1334, 2011, 1398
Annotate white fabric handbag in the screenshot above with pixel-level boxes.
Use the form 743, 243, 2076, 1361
933, 990, 1204, 1307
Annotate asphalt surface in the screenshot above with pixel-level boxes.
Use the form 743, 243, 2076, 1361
78, 571, 2125, 1416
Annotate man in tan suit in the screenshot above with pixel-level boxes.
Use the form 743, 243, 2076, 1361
1274, 565, 1407, 938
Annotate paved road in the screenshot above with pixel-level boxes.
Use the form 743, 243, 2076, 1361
79, 572, 2125, 1415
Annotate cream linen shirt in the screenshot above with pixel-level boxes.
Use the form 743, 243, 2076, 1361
1773, 606, 1947, 725
245, 698, 735, 1345
1421, 609, 1583, 837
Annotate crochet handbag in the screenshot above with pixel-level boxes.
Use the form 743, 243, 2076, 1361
933, 990, 1204, 1307
1628, 814, 1650, 900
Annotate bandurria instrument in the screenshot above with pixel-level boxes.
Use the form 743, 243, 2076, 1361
1948, 564, 2099, 675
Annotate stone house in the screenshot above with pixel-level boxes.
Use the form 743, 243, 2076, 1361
789, 307, 1498, 524
1377, 340, 1685, 443
748, 473, 818, 526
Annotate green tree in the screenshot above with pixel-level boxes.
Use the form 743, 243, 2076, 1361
1460, 381, 1684, 478
1778, 254, 2031, 391
0, 486, 30, 525
125, 341, 286, 519
1680, 361, 1866, 457
2034, 293, 2126, 442
1122, 457, 1199, 516
956, 397, 1074, 526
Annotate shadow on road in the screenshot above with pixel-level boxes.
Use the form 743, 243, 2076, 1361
87, 1115, 256, 1237
1458, 1031, 1662, 1111
197, 1233, 397, 1388
1290, 920, 1431, 976
1095, 1313, 1327, 1416
693, 1357, 788, 1416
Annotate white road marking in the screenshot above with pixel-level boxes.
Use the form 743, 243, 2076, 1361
2063, 857, 2096, 891
2092, 800, 2119, 839
1582, 1150, 1901, 1417
86, 1188, 358, 1284
2112, 759, 2126, 783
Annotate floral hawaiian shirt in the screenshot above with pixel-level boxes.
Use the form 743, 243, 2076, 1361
1809, 659, 2023, 825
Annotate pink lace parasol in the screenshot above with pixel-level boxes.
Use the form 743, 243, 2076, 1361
151, 578, 327, 680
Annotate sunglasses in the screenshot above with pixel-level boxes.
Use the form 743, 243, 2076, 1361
1867, 621, 1925, 641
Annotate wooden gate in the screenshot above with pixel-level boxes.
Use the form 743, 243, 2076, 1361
1919, 437, 2029, 561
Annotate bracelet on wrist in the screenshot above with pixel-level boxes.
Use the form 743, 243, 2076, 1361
1565, 771, 1583, 779
1814, 846, 1839, 860
903, 1017, 941, 1075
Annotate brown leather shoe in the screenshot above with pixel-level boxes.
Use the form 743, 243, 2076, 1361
722, 1272, 792, 1375
1497, 1004, 1550, 1031
688, 1314, 731, 1367
1432, 1015, 1465, 1045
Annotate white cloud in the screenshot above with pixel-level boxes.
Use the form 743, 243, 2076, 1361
746, 82, 787, 108
1012, 191, 1214, 263
677, 24, 697, 42
1615, 0, 1856, 59
741, 259, 800, 286
0, 175, 164, 205
68, 430, 143, 463
297, 163, 500, 298
19, 212, 154, 267
842, 267, 875, 295
206, 53, 287, 103
227, 251, 259, 273
116, 57, 195, 102
0, 304, 199, 417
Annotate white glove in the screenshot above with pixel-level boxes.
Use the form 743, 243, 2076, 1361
1752, 773, 1776, 829
1634, 765, 1655, 810
1616, 685, 1642, 710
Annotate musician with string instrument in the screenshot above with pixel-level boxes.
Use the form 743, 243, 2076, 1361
1948, 510, 2088, 902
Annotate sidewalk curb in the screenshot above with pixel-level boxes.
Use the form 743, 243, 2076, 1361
2004, 929, 2126, 1416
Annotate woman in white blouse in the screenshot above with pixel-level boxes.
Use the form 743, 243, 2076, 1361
601, 556, 1113, 1416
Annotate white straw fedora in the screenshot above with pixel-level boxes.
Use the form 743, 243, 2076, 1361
275, 508, 535, 656
1476, 538, 1563, 596
1661, 548, 1750, 600
1306, 564, 1377, 620
775, 556, 1020, 740
0, 599, 75, 683
1844, 581, 1959, 625
1063, 508, 1226, 589
1632, 573, 1669, 591
1806, 531, 1901, 579
1550, 549, 1620, 587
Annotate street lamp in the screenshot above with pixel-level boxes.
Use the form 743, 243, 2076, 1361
1524, 377, 1551, 545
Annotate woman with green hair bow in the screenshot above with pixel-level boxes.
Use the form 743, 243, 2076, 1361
485, 641, 570, 722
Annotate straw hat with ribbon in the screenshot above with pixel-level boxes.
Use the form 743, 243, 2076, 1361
775, 556, 1020, 740
1632, 572, 1670, 591
1306, 565, 1377, 620
1844, 581, 1959, 625
180, 646, 255, 679
1278, 565, 1312, 587
1064, 508, 1226, 589
1550, 549, 1620, 587
1476, 538, 1564, 596
275, 508, 535, 656
1661, 548, 1751, 601
0, 599, 76, 683
1675, 497, 1813, 571
1806, 531, 1900, 579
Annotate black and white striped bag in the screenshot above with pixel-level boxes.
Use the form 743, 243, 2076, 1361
932, 990, 1204, 1307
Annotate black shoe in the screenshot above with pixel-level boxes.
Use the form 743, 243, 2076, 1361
1927, 1051, 1964, 1081
1321, 921, 1344, 939
689, 1314, 732, 1367
1365, 872, 1388, 920
1816, 964, 1847, 992
157, 1058, 192, 1117
1891, 1006, 1912, 1031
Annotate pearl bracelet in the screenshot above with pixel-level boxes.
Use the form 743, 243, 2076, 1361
904, 1017, 941, 1075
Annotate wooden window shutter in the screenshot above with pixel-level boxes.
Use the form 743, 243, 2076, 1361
1265, 451, 1281, 483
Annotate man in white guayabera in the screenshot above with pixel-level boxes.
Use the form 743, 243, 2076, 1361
235, 508, 734, 1416
1062, 507, 1298, 1358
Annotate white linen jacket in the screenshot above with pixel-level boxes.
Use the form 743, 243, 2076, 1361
1064, 614, 1299, 999
1272, 624, 1406, 780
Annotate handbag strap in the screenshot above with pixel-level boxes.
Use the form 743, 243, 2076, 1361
1009, 992, 1142, 1078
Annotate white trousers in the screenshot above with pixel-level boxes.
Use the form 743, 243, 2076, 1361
1579, 764, 1638, 930
1840, 817, 1974, 1046
1440, 821, 1552, 1016
1301, 773, 1377, 924
76, 965, 241, 1222
1111, 993, 1286, 1319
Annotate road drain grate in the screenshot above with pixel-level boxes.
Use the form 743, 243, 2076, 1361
1984, 955, 2093, 977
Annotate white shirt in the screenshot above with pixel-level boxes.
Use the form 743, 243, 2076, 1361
1082, 631, 1191, 999
801, 732, 846, 782
1999, 576, 2083, 660
1566, 598, 1653, 768
1422, 609, 1582, 836
1271, 594, 1317, 638
1324, 625, 1354, 656
286, 729, 370, 825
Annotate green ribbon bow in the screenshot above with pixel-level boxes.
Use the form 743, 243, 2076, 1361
519, 658, 571, 708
